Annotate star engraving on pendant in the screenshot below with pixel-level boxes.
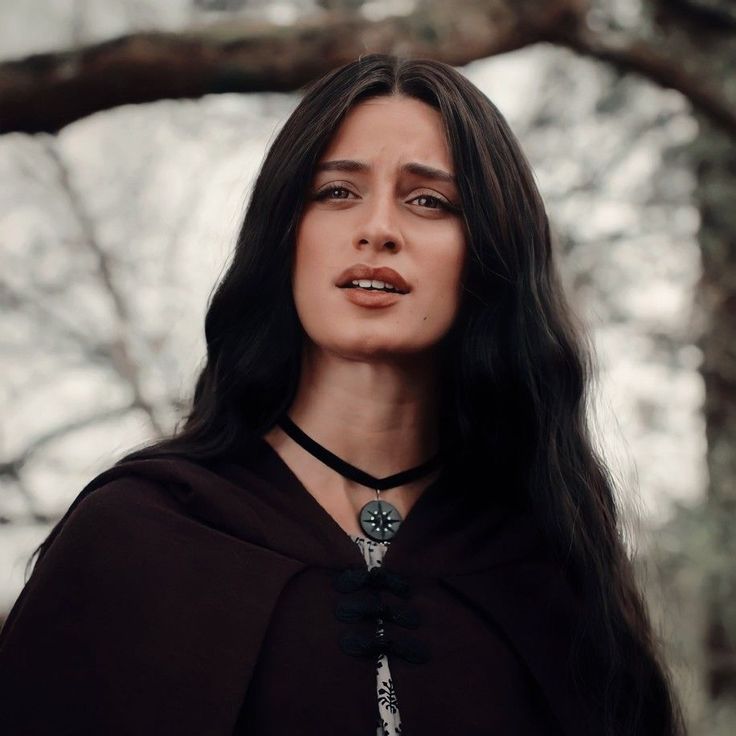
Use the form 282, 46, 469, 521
359, 499, 402, 541
370, 506, 396, 532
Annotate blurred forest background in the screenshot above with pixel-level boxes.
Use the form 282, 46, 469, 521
0, 0, 734, 733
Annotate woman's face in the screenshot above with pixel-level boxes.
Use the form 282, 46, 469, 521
292, 94, 467, 362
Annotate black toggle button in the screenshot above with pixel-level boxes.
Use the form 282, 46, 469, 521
339, 629, 379, 658
386, 605, 421, 629
331, 566, 367, 593
338, 631, 430, 664
334, 594, 379, 622
331, 565, 411, 597
334, 596, 421, 629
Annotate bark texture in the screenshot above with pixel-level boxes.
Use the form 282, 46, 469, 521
648, 0, 736, 707
2, 0, 736, 137
0, 0, 577, 133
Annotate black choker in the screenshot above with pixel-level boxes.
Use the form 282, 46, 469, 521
277, 414, 443, 542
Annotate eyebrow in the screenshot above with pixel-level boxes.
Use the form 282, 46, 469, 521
314, 159, 456, 185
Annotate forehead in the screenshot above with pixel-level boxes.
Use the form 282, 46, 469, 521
319, 95, 452, 170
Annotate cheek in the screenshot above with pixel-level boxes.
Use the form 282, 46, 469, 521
440, 247, 465, 289
292, 217, 330, 293
412, 243, 466, 334
424, 233, 466, 306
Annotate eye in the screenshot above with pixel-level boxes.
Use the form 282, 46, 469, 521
409, 193, 460, 214
313, 184, 355, 201
410, 192, 451, 210
312, 184, 461, 213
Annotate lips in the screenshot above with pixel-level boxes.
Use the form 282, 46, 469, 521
335, 264, 410, 294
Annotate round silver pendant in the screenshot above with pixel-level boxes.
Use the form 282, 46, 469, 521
359, 499, 402, 542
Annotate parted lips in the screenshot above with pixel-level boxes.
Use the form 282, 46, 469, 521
335, 263, 410, 294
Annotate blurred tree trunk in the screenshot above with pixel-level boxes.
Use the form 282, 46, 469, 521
694, 83, 736, 705
647, 0, 736, 709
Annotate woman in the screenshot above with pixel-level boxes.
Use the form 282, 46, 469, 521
0, 54, 685, 735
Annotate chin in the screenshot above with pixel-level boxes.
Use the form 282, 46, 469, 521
330, 336, 439, 362
303, 322, 443, 359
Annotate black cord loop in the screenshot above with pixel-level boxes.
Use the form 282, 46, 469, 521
332, 566, 411, 597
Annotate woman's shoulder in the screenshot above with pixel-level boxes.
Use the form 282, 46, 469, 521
30, 464, 208, 583
44, 457, 216, 549
66, 459, 188, 518
24, 455, 261, 577
34, 447, 330, 578
0, 457, 308, 734
6, 456, 308, 634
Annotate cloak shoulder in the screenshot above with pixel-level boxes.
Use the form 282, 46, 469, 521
0, 468, 307, 735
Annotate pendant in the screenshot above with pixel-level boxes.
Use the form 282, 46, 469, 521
359, 498, 402, 542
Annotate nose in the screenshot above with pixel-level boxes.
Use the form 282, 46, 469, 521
354, 187, 403, 253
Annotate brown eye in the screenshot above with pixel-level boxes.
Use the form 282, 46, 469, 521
412, 193, 445, 209
410, 192, 461, 213
314, 185, 353, 200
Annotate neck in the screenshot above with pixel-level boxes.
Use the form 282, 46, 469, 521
275, 344, 442, 477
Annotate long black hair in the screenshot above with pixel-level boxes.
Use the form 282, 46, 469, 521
32, 54, 684, 734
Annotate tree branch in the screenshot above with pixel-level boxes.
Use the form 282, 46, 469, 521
0, 404, 137, 524
654, 0, 736, 33
0, 405, 137, 478
544, 22, 736, 138
0, 0, 579, 134
42, 139, 166, 436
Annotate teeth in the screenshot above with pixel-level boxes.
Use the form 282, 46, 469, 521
350, 278, 397, 292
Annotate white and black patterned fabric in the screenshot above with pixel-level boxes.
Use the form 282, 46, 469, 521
350, 534, 402, 736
